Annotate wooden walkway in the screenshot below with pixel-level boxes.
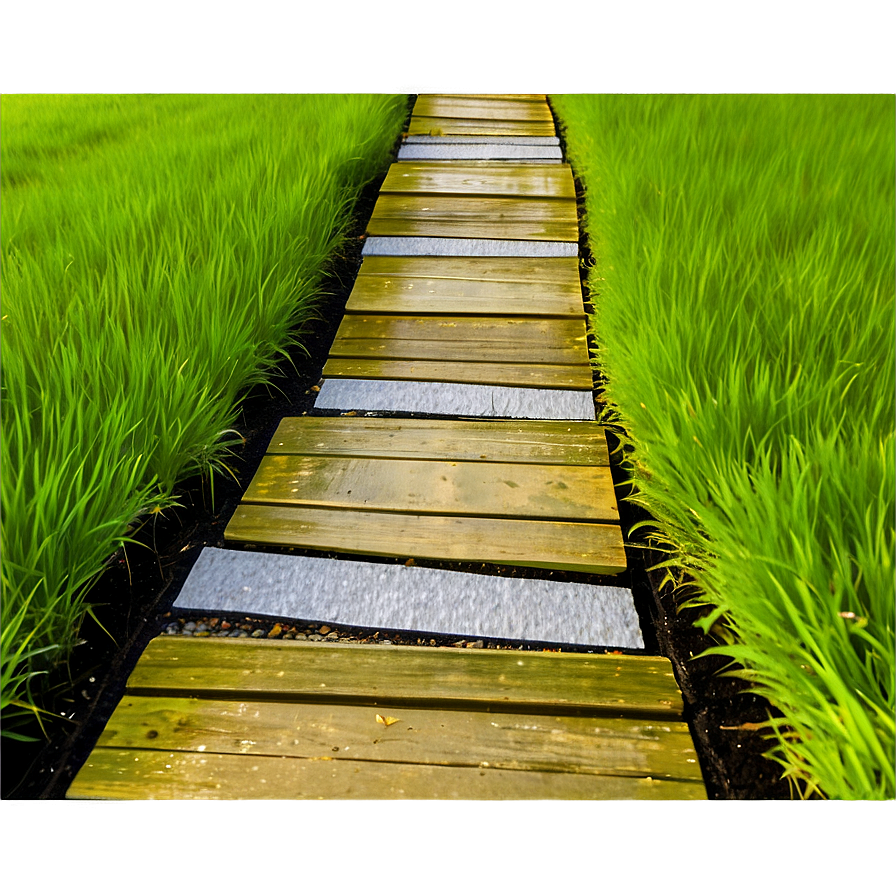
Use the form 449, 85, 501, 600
67, 94, 707, 800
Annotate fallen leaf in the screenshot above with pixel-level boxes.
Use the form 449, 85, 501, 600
376, 714, 400, 727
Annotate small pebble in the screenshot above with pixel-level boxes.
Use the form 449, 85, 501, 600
467, 640, 484, 649
282, 632, 295, 640
325, 632, 339, 641
220, 621, 232, 630
295, 633, 308, 641
250, 629, 265, 638
195, 623, 209, 633
381, 640, 392, 645
268, 624, 283, 638
165, 623, 180, 635
308, 634, 323, 642
319, 625, 332, 635
236, 631, 249, 638
183, 622, 197, 633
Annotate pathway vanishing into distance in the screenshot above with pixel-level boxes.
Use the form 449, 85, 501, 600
68, 95, 707, 800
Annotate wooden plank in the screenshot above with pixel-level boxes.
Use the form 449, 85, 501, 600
345, 272, 584, 318
225, 504, 627, 574
380, 162, 575, 199
408, 116, 558, 137
68, 748, 706, 799
125, 639, 684, 718
241, 455, 618, 522
330, 316, 589, 365
426, 94, 548, 103
357, 255, 581, 285
333, 314, 586, 345
413, 96, 555, 122
267, 417, 610, 465
88, 696, 703, 782
321, 359, 593, 389
367, 194, 578, 242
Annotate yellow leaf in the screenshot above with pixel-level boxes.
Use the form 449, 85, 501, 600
376, 714, 400, 727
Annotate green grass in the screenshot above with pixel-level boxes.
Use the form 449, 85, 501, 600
0, 94, 408, 738
550, 94, 895, 799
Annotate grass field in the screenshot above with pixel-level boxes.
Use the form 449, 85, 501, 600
551, 94, 895, 799
0, 94, 408, 739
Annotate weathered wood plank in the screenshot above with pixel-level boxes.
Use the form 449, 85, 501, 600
89, 696, 703, 781
321, 359, 594, 389
346, 267, 583, 317
413, 96, 555, 122
125, 639, 684, 718
68, 748, 705, 800
408, 116, 558, 138
329, 315, 589, 366
425, 94, 548, 103
334, 315, 586, 344
380, 162, 575, 199
241, 455, 618, 522
357, 254, 582, 285
225, 504, 627, 574
367, 194, 578, 242
267, 417, 609, 465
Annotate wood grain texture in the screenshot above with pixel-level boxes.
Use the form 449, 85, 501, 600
321, 359, 594, 389
380, 162, 575, 199
357, 254, 582, 284
329, 315, 589, 366
408, 116, 558, 138
225, 504, 628, 574
68, 749, 706, 800
413, 96, 555, 122
89, 696, 703, 781
367, 194, 578, 242
267, 417, 610, 465
125, 639, 684, 718
345, 272, 583, 317
241, 455, 618, 522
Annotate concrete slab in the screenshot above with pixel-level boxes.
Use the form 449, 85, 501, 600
398, 144, 563, 161
174, 547, 644, 649
314, 379, 594, 419
362, 236, 578, 258
404, 135, 560, 145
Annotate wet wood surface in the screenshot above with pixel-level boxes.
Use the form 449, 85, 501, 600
367, 194, 578, 242
267, 417, 610, 465
380, 162, 575, 199
68, 640, 703, 799
329, 315, 588, 365
241, 455, 619, 522
344, 274, 584, 318
70, 749, 706, 800
413, 96, 555, 122
125, 639, 684, 717
356, 254, 582, 284
407, 116, 558, 137
225, 504, 628, 573
87, 696, 701, 780
321, 359, 594, 389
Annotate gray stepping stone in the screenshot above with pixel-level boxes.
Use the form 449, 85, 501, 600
398, 144, 563, 160
404, 135, 560, 145
362, 236, 578, 257
314, 379, 594, 419
174, 547, 644, 649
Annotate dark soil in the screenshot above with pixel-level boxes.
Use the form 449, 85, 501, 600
1, 97, 791, 799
